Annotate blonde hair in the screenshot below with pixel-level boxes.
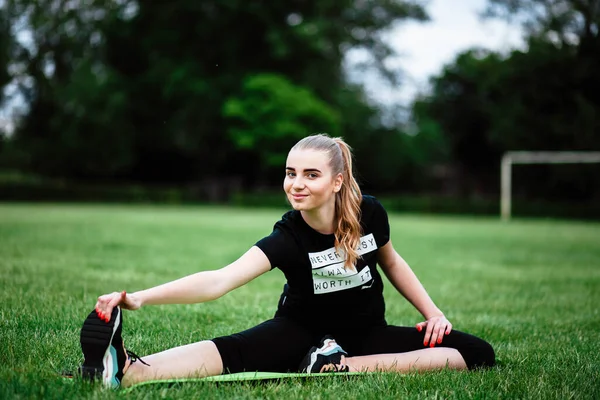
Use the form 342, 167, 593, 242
291, 134, 363, 269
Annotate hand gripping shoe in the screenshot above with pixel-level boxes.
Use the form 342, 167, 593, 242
79, 307, 147, 388
299, 335, 350, 373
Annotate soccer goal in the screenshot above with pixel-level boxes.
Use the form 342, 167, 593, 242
500, 151, 600, 220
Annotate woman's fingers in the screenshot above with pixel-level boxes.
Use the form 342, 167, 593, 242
445, 322, 453, 335
423, 320, 435, 347
94, 304, 110, 323
433, 318, 452, 345
429, 325, 439, 347
420, 316, 452, 347
432, 321, 445, 345
94, 291, 139, 322
94, 292, 122, 323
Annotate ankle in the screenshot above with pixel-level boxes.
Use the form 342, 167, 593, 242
123, 355, 132, 375
120, 358, 143, 387
340, 355, 354, 372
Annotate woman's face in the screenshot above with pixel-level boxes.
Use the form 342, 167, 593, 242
283, 149, 342, 212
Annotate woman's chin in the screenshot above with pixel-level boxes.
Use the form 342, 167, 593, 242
288, 199, 308, 211
290, 203, 304, 210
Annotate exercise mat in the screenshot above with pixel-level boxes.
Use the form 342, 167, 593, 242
123, 371, 366, 392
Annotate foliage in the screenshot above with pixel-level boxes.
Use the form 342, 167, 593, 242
0, 6, 10, 110
0, 0, 427, 185
223, 74, 340, 167
412, 37, 600, 199
2, 0, 600, 205
484, 0, 600, 49
405, 0, 600, 200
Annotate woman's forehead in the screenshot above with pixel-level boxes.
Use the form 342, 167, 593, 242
286, 149, 330, 169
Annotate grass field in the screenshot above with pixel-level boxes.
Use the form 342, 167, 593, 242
1, 203, 599, 399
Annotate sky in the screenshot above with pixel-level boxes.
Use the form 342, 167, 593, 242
347, 0, 525, 106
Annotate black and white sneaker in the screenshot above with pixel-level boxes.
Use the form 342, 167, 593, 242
299, 335, 349, 373
79, 306, 147, 388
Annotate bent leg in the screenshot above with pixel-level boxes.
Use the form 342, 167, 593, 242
337, 325, 495, 373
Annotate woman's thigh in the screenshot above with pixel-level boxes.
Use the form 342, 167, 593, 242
211, 317, 318, 374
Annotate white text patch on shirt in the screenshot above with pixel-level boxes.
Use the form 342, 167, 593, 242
308, 234, 377, 269
308, 233, 377, 294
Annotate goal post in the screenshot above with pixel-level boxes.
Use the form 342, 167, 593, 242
500, 151, 600, 220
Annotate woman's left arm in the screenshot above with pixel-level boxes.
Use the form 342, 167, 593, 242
377, 240, 453, 347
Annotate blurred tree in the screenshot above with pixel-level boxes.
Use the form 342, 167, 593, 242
1, 0, 428, 186
412, 49, 506, 195
484, 0, 599, 51
408, 0, 600, 199
485, 0, 600, 202
413, 41, 600, 199
223, 73, 340, 167
1, 0, 136, 178
0, 3, 11, 167
0, 6, 10, 109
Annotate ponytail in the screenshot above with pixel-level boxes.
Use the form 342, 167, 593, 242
333, 138, 362, 270
291, 134, 363, 269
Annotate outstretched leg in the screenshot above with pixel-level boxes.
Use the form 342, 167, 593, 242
299, 335, 467, 374
332, 325, 495, 373
79, 307, 224, 388
121, 340, 223, 387
79, 307, 317, 388
342, 347, 466, 372
122, 317, 318, 385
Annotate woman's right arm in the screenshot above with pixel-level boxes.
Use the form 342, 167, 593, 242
94, 246, 271, 321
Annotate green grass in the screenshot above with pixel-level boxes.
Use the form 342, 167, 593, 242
1, 203, 599, 399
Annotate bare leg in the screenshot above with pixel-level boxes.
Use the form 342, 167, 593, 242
343, 348, 467, 373
121, 340, 223, 387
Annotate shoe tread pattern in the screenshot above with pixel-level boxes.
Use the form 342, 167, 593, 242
80, 309, 117, 369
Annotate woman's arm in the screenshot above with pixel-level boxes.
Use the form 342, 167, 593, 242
94, 246, 271, 320
377, 240, 452, 346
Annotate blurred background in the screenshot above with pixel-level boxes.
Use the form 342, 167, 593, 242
0, 0, 598, 219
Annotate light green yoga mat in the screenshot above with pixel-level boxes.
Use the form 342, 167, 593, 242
123, 371, 364, 392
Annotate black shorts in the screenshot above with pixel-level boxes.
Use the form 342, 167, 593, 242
211, 317, 495, 374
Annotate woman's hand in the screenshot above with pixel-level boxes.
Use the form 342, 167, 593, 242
416, 314, 452, 347
94, 291, 141, 322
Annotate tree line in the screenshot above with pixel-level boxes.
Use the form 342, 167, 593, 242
0, 0, 598, 208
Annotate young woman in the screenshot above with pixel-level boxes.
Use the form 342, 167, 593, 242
80, 134, 495, 388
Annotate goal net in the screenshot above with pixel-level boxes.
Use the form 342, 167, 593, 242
501, 151, 600, 220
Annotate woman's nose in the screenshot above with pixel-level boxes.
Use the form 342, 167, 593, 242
292, 177, 305, 189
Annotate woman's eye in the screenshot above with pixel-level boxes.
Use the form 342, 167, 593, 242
308, 173, 318, 179
286, 172, 295, 177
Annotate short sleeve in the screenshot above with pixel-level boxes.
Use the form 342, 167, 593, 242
364, 196, 390, 247
255, 218, 299, 271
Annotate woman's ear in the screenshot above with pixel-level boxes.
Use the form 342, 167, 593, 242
333, 173, 343, 193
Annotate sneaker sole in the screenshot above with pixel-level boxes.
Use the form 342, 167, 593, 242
80, 307, 121, 382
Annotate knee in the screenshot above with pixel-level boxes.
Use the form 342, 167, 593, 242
468, 340, 496, 369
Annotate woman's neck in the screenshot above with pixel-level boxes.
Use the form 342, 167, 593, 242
301, 198, 336, 235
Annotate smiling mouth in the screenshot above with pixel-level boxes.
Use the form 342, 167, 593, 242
291, 194, 308, 200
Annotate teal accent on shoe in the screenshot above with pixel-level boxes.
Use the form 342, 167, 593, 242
322, 345, 343, 356
108, 345, 121, 388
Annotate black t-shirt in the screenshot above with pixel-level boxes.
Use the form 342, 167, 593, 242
255, 195, 390, 328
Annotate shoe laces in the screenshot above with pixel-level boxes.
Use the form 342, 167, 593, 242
127, 350, 150, 366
